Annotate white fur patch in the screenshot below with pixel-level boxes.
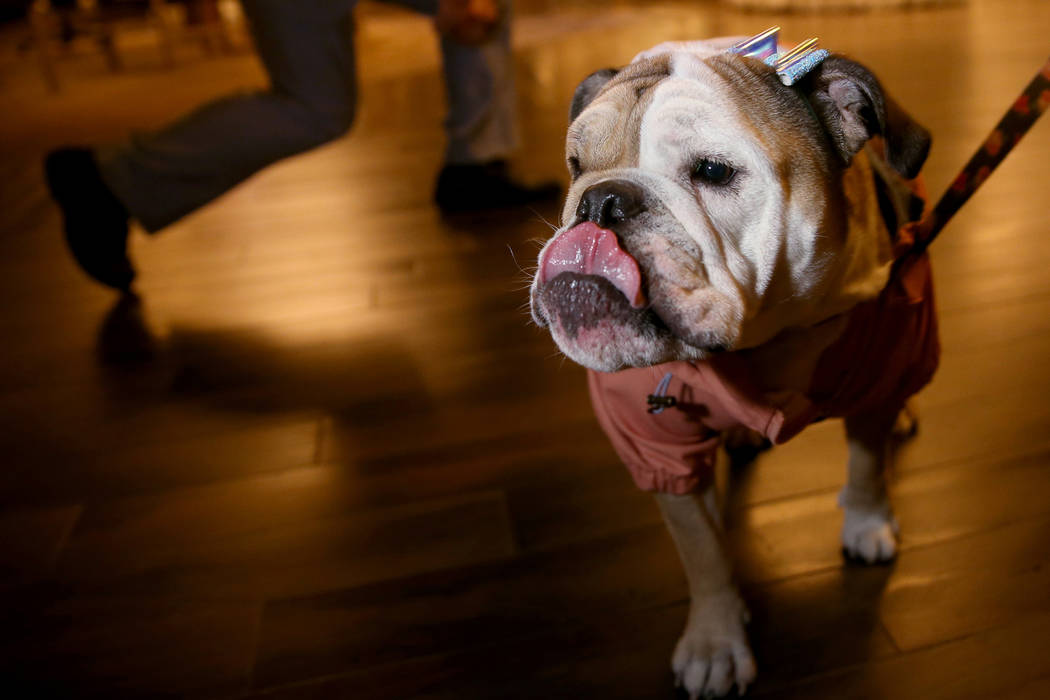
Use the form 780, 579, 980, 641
673, 590, 757, 699
839, 489, 900, 563
631, 37, 743, 64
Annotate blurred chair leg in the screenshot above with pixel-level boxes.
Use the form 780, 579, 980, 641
97, 30, 122, 72
75, 0, 123, 72
29, 0, 61, 92
150, 0, 177, 68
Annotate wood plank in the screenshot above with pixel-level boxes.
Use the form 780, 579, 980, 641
0, 410, 321, 504
246, 587, 896, 700
245, 603, 688, 700
878, 516, 1050, 651
58, 485, 517, 599
0, 584, 260, 699
0, 504, 81, 590
252, 524, 688, 689
756, 610, 1050, 700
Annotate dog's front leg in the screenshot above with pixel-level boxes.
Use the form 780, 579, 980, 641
840, 405, 903, 563
656, 488, 756, 698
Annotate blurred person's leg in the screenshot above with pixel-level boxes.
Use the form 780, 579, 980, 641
388, 0, 557, 212
384, 0, 516, 163
99, 0, 359, 233
46, 0, 359, 290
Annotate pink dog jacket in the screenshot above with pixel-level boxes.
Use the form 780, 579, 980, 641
588, 172, 940, 495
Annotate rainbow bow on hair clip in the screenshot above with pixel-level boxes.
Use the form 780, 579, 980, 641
728, 26, 830, 86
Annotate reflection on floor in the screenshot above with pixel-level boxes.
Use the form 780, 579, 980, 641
1, 0, 1049, 697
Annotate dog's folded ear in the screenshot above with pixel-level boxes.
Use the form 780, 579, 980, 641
570, 68, 619, 123
798, 55, 931, 178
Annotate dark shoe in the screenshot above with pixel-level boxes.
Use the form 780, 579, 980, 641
435, 160, 560, 214
44, 147, 135, 291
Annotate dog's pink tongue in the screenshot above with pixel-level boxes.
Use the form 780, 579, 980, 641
539, 222, 645, 308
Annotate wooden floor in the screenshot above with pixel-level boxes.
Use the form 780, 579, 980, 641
1, 1, 1049, 697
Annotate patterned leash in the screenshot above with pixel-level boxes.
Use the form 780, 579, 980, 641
905, 56, 1050, 258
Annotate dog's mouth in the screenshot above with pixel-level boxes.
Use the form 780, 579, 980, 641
532, 222, 685, 370
531, 221, 732, 370
536, 222, 647, 309
538, 271, 665, 336
534, 221, 655, 335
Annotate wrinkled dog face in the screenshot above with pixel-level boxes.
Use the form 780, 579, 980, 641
529, 39, 928, 372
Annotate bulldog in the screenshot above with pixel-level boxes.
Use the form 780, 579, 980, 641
529, 36, 937, 697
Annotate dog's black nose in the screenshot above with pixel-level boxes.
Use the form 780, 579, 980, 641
576, 180, 646, 228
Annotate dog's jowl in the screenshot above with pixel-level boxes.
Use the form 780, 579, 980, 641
529, 36, 936, 698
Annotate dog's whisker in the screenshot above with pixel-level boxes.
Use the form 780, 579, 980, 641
530, 210, 560, 232
544, 349, 568, 366
505, 243, 531, 277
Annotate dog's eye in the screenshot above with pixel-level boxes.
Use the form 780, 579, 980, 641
568, 156, 582, 180
691, 159, 735, 186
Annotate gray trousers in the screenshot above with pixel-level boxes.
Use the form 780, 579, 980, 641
97, 0, 518, 232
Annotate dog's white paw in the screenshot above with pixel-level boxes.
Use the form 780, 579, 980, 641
840, 504, 899, 563
672, 591, 756, 698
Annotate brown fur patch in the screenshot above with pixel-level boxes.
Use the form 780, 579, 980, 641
567, 55, 672, 173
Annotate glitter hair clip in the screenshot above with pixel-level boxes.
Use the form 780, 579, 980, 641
727, 26, 830, 86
